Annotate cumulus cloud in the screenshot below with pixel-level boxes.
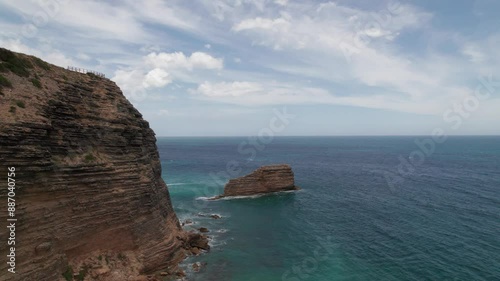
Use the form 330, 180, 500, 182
145, 51, 223, 70
143, 68, 171, 88
112, 51, 223, 99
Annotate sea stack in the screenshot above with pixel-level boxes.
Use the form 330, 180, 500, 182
219, 164, 299, 198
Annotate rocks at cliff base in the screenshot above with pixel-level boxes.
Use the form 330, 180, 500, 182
178, 231, 210, 256
192, 262, 207, 272
216, 164, 300, 198
197, 213, 222, 219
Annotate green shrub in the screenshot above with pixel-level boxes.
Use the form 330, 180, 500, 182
15, 100, 25, 108
0, 48, 33, 77
9, 106, 16, 113
62, 266, 73, 281
31, 78, 42, 89
117, 252, 126, 261
75, 267, 88, 281
0, 74, 12, 89
33, 57, 50, 70
84, 153, 96, 163
86, 72, 99, 79
62, 74, 68, 81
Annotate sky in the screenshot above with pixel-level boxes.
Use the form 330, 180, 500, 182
0, 0, 499, 136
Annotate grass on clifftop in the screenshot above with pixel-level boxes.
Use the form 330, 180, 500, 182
0, 48, 33, 77
0, 74, 12, 89
33, 57, 51, 70
86, 72, 103, 79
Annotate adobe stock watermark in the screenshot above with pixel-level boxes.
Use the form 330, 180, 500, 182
380, 74, 499, 190
339, 1, 403, 62
281, 236, 337, 281
190, 107, 295, 209
21, 0, 68, 38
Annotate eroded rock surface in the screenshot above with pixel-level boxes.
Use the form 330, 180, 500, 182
0, 49, 195, 281
219, 164, 299, 198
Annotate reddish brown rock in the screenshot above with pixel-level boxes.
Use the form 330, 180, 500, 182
0, 49, 187, 280
219, 164, 299, 198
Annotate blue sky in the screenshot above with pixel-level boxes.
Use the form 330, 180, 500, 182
0, 0, 499, 136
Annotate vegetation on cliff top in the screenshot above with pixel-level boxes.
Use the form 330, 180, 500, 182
0, 48, 51, 89
0, 48, 34, 77
0, 73, 12, 90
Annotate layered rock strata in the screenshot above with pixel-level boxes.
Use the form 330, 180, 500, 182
0, 49, 200, 281
218, 164, 299, 198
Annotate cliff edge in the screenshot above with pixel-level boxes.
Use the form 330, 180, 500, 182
0, 48, 195, 280
219, 164, 299, 198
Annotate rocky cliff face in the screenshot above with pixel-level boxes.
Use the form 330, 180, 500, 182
0, 49, 193, 280
221, 164, 299, 197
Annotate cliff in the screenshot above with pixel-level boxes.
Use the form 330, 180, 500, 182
0, 48, 199, 280
220, 164, 299, 198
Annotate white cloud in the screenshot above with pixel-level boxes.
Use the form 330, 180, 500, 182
145, 51, 223, 70
112, 69, 145, 98
192, 79, 450, 114
226, 2, 476, 114
233, 17, 290, 32
195, 81, 263, 97
76, 53, 91, 61
143, 68, 171, 88
157, 109, 170, 116
111, 51, 223, 98
275, 0, 288, 6
0, 38, 74, 67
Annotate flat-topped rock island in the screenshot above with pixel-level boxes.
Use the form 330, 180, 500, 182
215, 164, 300, 199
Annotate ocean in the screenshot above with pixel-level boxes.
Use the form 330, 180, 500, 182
157, 136, 500, 281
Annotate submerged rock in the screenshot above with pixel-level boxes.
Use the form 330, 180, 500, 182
216, 164, 300, 198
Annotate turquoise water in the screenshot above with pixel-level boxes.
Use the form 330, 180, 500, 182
158, 136, 500, 281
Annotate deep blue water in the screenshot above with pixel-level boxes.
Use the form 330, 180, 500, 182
157, 136, 500, 281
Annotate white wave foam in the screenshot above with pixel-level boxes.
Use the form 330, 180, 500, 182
167, 182, 191, 186
195, 196, 216, 201
214, 190, 300, 200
